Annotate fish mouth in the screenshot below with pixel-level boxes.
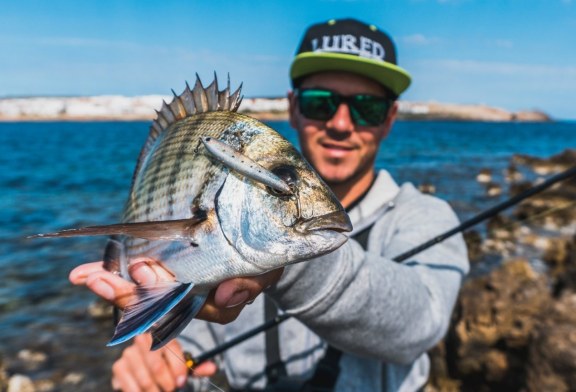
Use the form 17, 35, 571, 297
295, 210, 353, 233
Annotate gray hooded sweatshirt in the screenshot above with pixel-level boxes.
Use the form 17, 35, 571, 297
180, 170, 469, 391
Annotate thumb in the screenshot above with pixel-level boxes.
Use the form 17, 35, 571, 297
191, 360, 218, 378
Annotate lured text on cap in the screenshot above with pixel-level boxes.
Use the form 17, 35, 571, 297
311, 34, 385, 61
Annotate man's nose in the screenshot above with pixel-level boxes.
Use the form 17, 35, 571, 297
326, 103, 355, 134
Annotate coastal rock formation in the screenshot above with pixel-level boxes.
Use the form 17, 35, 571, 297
512, 149, 576, 175
449, 259, 551, 390
397, 101, 552, 122
0, 96, 552, 122
526, 292, 576, 391
427, 150, 576, 391
512, 151, 576, 230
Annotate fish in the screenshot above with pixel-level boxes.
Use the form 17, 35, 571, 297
32, 74, 352, 350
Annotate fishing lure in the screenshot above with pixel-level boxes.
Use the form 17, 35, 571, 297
201, 136, 294, 196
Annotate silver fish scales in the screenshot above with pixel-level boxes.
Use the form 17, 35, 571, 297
33, 74, 352, 350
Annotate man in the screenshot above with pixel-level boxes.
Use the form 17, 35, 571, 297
70, 18, 469, 391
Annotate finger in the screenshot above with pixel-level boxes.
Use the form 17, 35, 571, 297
69, 261, 105, 285
129, 259, 176, 285
124, 341, 161, 392
191, 360, 218, 378
112, 354, 141, 392
85, 270, 136, 308
127, 334, 176, 391
159, 340, 189, 387
195, 290, 246, 324
214, 268, 284, 308
136, 335, 180, 392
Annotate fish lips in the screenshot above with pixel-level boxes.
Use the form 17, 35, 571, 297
294, 210, 353, 234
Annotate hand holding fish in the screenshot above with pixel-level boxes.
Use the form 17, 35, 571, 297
70, 260, 283, 390
69, 260, 284, 323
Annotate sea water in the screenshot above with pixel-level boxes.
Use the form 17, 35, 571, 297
0, 120, 574, 388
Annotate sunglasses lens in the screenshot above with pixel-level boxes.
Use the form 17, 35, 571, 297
297, 89, 392, 126
297, 90, 338, 121
350, 96, 391, 126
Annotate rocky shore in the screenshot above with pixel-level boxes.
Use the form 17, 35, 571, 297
0, 96, 552, 122
426, 149, 576, 391
2, 145, 572, 391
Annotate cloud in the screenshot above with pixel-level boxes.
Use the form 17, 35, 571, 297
421, 59, 576, 78
402, 34, 440, 45
493, 39, 513, 48
436, 0, 471, 4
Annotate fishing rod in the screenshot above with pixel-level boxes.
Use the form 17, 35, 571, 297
184, 165, 576, 369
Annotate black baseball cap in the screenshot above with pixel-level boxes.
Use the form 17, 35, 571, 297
290, 18, 411, 97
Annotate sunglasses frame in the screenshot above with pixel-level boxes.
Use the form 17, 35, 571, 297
295, 88, 395, 126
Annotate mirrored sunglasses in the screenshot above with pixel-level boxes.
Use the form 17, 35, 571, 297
296, 89, 393, 126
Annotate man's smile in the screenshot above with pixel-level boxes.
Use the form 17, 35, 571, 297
320, 141, 357, 158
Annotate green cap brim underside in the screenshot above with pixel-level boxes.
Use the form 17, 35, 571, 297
290, 52, 412, 97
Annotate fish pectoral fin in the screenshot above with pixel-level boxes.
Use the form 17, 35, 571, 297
28, 214, 207, 241
107, 281, 194, 347
149, 291, 209, 350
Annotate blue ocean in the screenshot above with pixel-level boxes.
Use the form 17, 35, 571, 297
0, 120, 574, 389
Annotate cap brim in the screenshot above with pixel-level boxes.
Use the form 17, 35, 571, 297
290, 52, 411, 97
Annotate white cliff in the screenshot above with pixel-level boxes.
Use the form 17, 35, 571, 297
0, 96, 550, 122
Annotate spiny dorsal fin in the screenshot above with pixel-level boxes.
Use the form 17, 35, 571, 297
132, 74, 243, 188
151, 73, 242, 133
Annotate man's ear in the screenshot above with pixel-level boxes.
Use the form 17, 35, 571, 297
380, 101, 398, 140
287, 90, 299, 130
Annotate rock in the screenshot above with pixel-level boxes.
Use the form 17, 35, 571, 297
486, 214, 518, 242
87, 298, 114, 320
16, 350, 47, 369
62, 372, 84, 385
31, 379, 55, 392
485, 182, 502, 197
510, 158, 576, 230
447, 259, 552, 390
509, 180, 534, 197
418, 183, 436, 194
504, 164, 524, 183
512, 149, 576, 175
476, 169, 492, 184
463, 230, 483, 263
7, 374, 35, 392
425, 342, 462, 392
512, 110, 552, 122
526, 293, 576, 391
546, 234, 576, 294
1, 355, 9, 391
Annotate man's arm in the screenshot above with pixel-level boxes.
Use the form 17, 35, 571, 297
267, 196, 469, 364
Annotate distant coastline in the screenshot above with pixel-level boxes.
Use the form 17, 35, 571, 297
0, 96, 552, 122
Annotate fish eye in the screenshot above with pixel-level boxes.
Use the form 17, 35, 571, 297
267, 165, 298, 196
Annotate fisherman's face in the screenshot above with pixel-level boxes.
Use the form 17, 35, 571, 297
289, 72, 397, 189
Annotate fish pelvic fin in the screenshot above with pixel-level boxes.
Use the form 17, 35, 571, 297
107, 281, 194, 347
132, 74, 243, 186
29, 214, 207, 241
149, 291, 208, 350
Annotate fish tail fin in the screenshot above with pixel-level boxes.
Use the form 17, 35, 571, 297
107, 282, 194, 347
149, 292, 208, 350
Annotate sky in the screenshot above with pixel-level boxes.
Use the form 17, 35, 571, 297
0, 0, 575, 120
